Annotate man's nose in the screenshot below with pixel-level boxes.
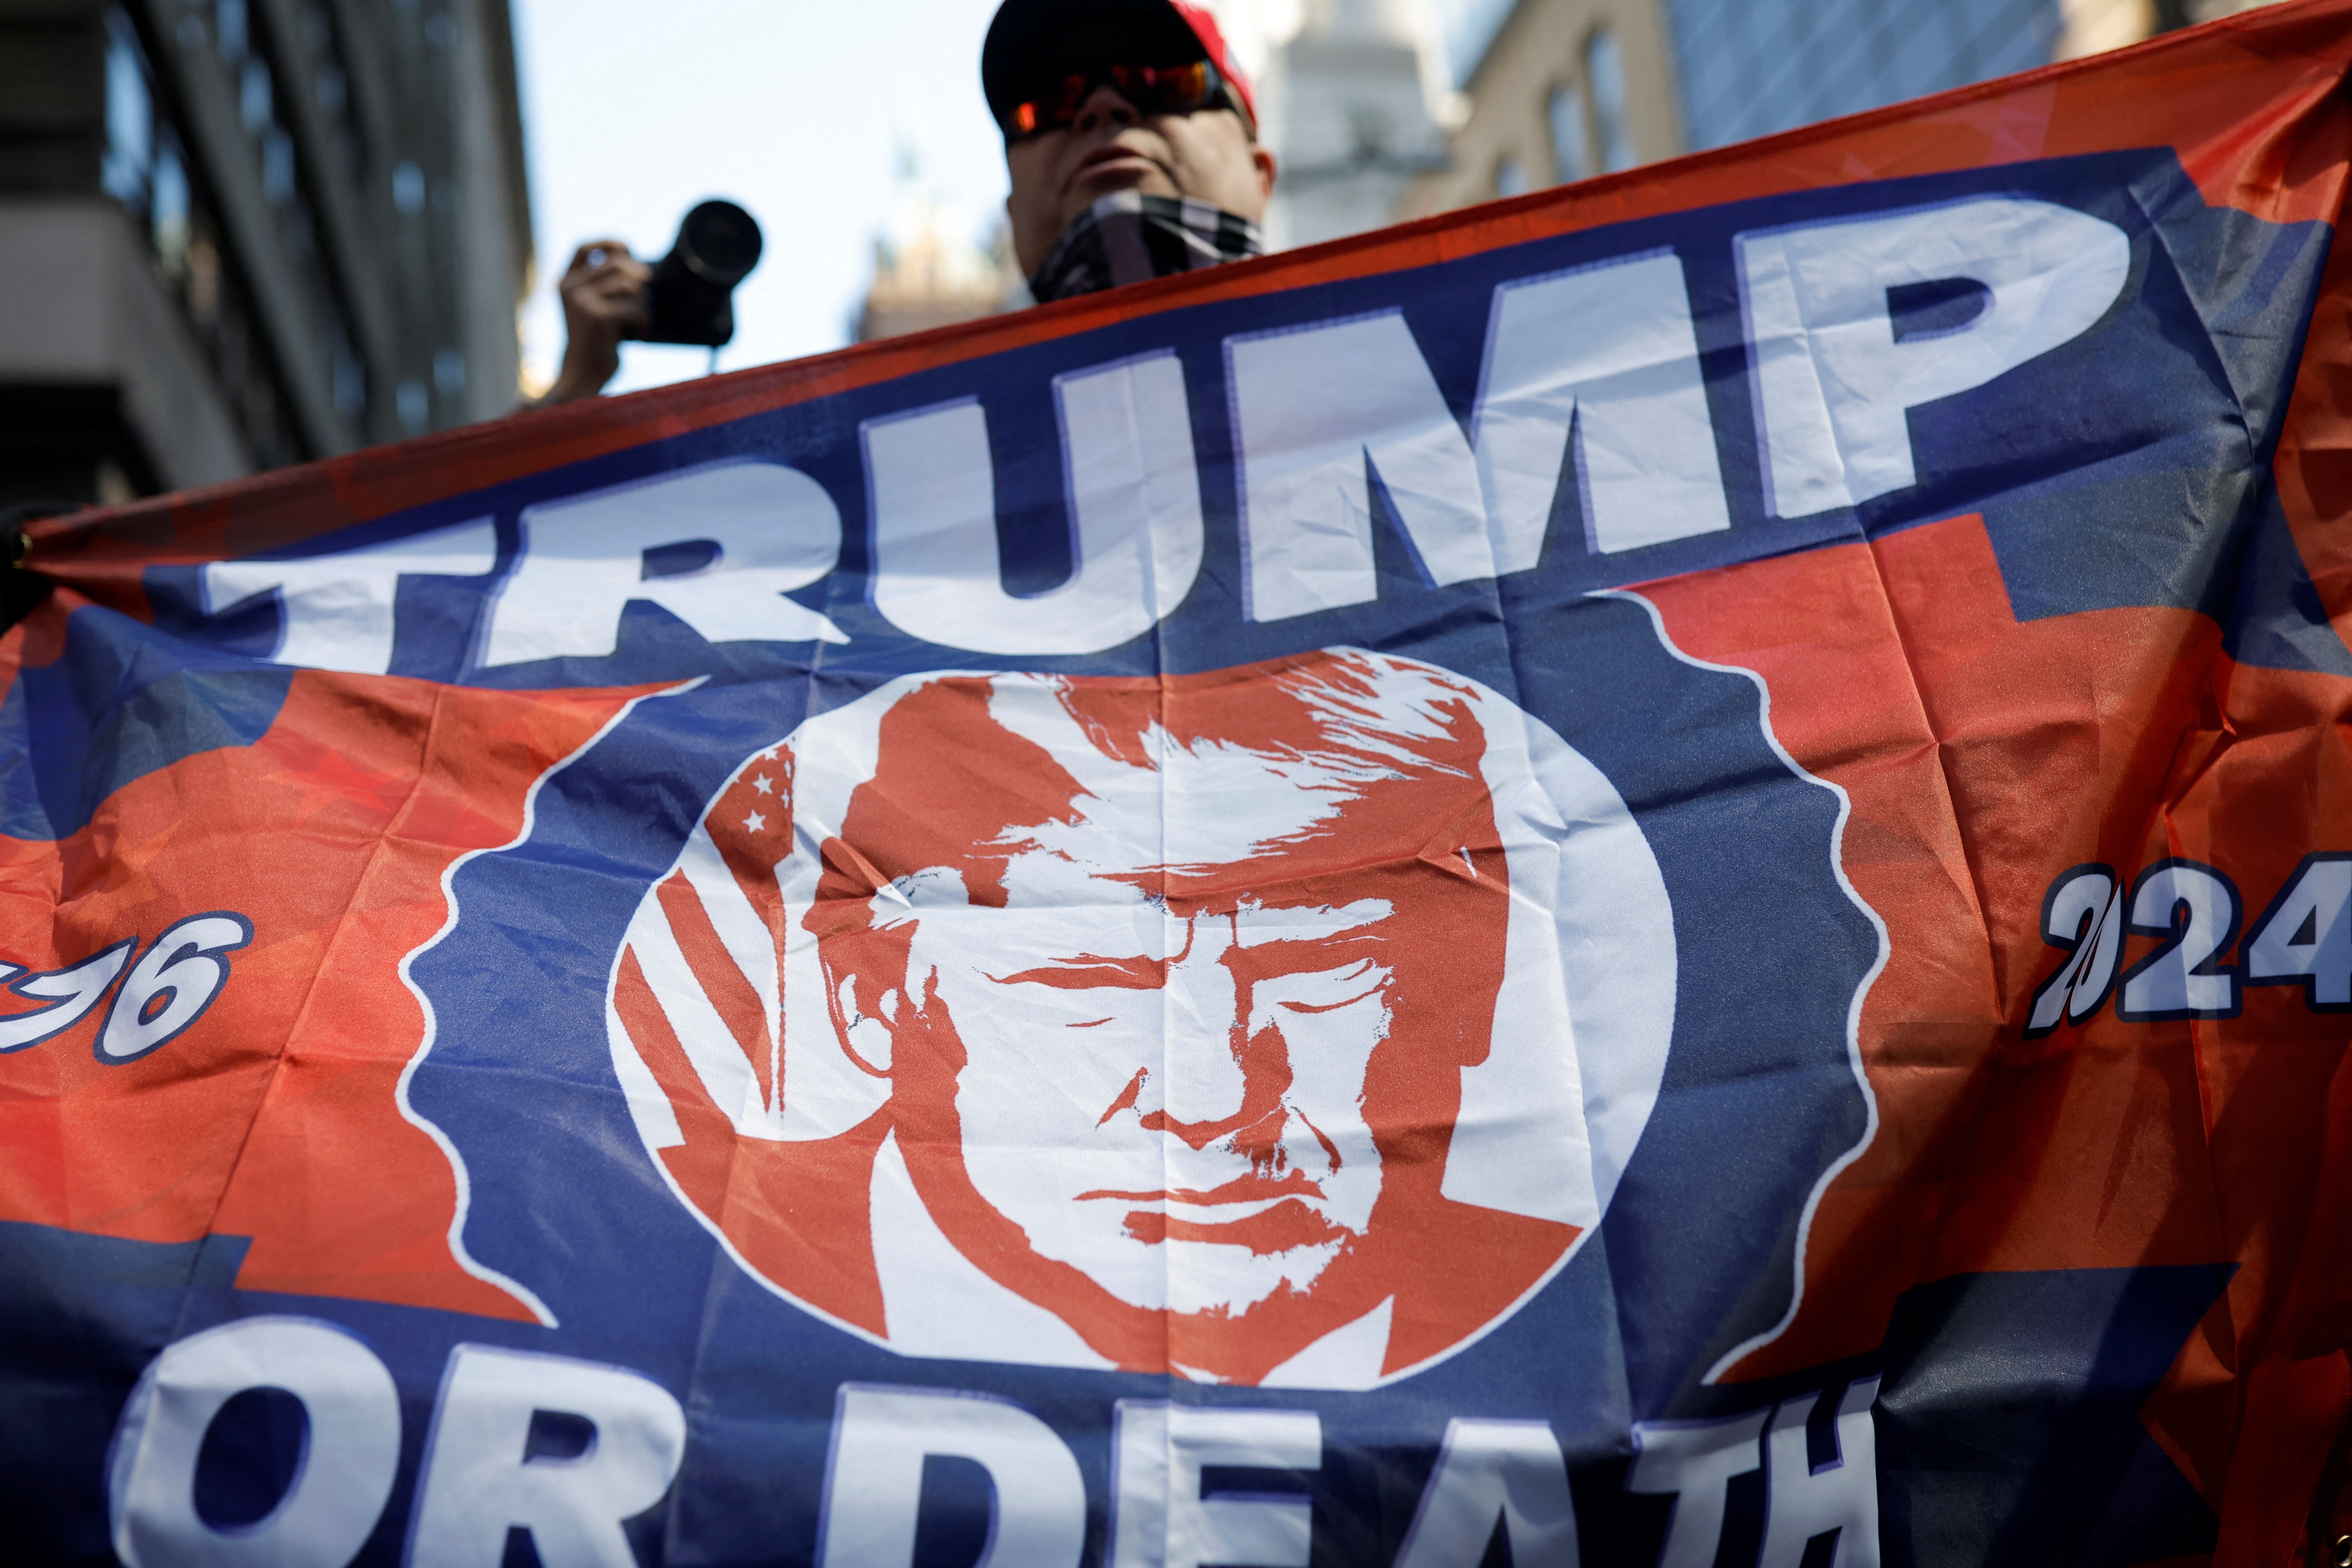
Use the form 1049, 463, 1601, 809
1160, 939, 1244, 1133
1071, 83, 1141, 135
1146, 934, 1293, 1151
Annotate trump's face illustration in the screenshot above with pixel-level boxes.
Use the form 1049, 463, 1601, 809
612, 647, 1661, 1389
806, 654, 1521, 1379
890, 790, 1409, 1319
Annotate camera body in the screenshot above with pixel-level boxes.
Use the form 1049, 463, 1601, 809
628, 200, 764, 348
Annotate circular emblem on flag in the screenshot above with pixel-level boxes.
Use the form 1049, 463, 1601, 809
606, 648, 1678, 1389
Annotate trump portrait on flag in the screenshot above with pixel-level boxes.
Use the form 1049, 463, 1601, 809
609, 648, 1679, 1389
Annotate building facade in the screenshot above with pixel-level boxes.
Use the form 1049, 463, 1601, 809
1661, 0, 2062, 154
1395, 0, 1680, 219
1257, 0, 1454, 251
1393, 0, 2275, 226
0, 0, 531, 508
854, 216, 1021, 344
851, 152, 1023, 344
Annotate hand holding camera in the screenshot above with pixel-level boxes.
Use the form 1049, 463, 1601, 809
547, 240, 653, 405
540, 201, 765, 408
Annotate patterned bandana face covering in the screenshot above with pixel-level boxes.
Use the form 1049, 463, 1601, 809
1027, 190, 1264, 304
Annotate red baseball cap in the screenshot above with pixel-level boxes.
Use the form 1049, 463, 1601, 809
982, 0, 1258, 134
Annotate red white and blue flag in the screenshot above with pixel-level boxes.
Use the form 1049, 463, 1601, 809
7, 5, 2352, 1562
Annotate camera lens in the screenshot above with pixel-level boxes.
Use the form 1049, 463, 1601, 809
630, 198, 762, 347
675, 201, 762, 287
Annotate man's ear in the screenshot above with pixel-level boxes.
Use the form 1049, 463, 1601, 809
1253, 145, 1277, 201
833, 974, 896, 1075
1004, 191, 1042, 283
819, 927, 912, 1078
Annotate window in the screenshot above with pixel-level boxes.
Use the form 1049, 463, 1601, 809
238, 56, 271, 134
102, 12, 197, 281
297, 0, 366, 181
1495, 157, 1530, 198
101, 10, 153, 207
214, 0, 248, 63
396, 379, 429, 434
261, 126, 297, 206
151, 138, 191, 277
109, 3, 362, 458
1548, 84, 1591, 183
207, 0, 371, 440
392, 160, 427, 215
1586, 28, 1637, 173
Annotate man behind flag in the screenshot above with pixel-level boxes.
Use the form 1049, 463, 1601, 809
538, 0, 1278, 406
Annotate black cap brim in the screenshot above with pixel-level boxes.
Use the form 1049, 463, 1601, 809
982, 0, 1210, 127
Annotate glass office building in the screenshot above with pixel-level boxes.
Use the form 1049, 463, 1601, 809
1406, 0, 2089, 226
1661, 0, 2066, 152
0, 0, 532, 506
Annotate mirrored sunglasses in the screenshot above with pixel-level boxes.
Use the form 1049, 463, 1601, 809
1004, 59, 1236, 140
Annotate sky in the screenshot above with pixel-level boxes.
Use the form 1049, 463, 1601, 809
509, 0, 1497, 396
511, 0, 1014, 396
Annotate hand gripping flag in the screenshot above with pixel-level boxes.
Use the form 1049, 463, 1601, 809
6, 5, 2352, 1564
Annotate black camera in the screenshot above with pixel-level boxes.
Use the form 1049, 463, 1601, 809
628, 199, 764, 348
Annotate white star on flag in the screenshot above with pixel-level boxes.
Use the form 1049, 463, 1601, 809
743, 811, 767, 833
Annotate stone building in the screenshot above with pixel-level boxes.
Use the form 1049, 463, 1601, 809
853, 165, 1022, 344
1256, 0, 1454, 251
1395, 0, 1676, 219
0, 0, 532, 507
2055, 0, 2289, 57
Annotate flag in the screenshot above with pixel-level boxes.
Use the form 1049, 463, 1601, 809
7, 5, 2352, 1562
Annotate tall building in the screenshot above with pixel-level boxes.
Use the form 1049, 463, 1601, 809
1257, 0, 1454, 251
1391, 0, 2264, 224
854, 213, 1022, 344
0, 0, 531, 509
1396, 0, 1679, 218
2055, 0, 2288, 58
851, 154, 1023, 344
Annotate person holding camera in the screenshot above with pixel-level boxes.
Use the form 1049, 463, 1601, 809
539, 241, 654, 408
535, 0, 1277, 407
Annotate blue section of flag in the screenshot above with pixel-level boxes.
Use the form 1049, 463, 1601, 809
0, 1216, 2230, 1566
144, 151, 2332, 700
0, 607, 288, 842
